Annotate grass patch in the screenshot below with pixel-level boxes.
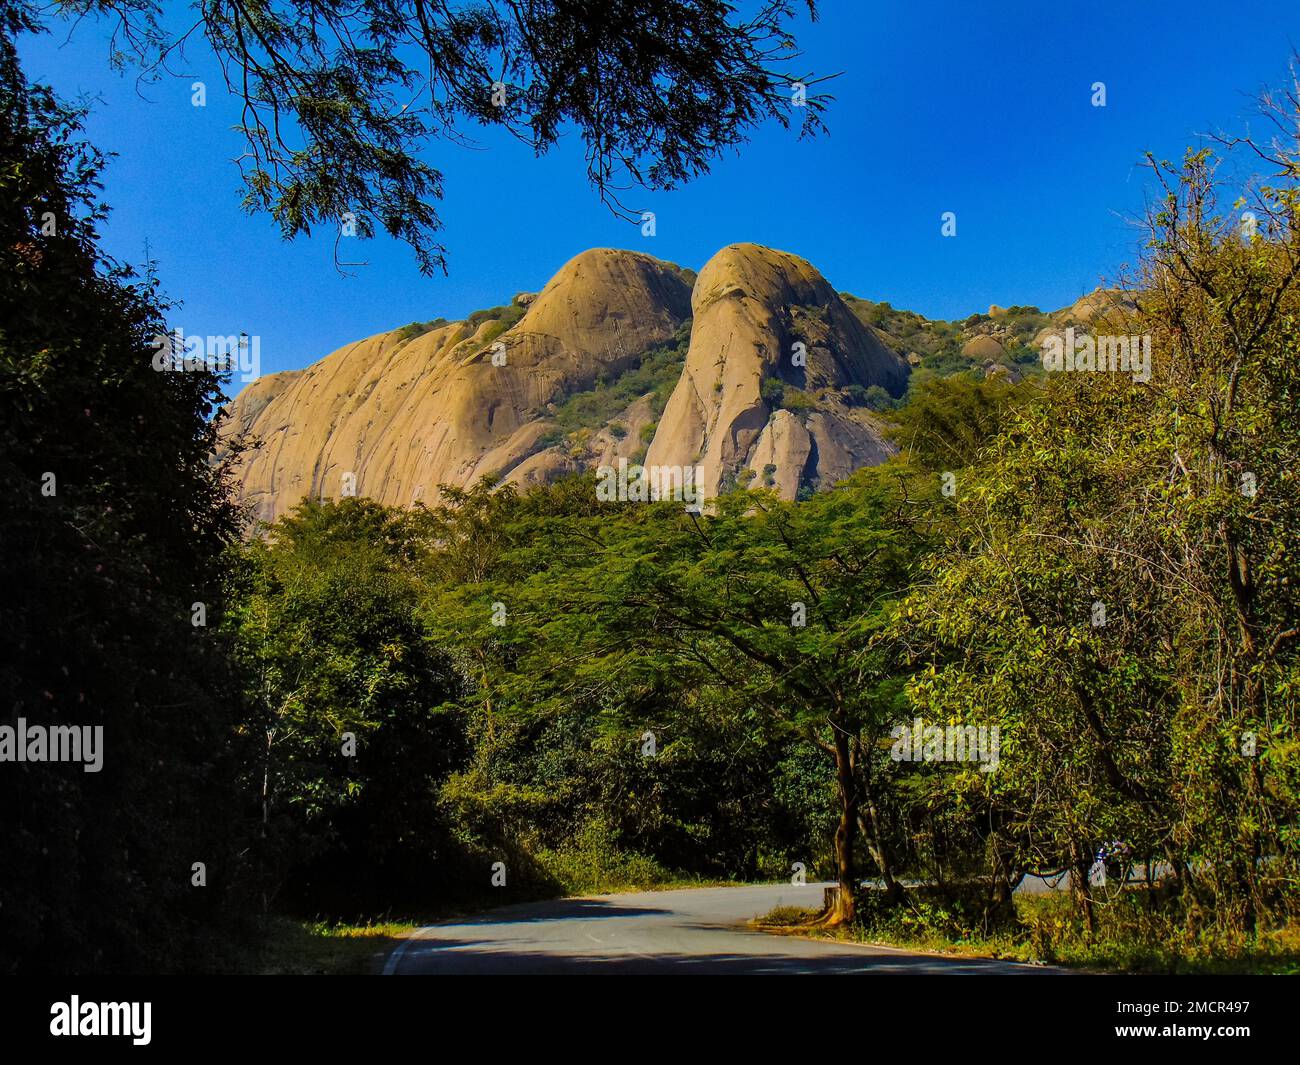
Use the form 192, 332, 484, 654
755, 887, 1300, 973
754, 904, 819, 928
253, 916, 418, 975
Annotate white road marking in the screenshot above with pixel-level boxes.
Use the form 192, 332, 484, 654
381, 929, 423, 975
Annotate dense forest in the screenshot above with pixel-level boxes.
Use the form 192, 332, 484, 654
3, 17, 1299, 973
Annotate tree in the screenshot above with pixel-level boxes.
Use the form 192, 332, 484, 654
223, 498, 467, 913
884, 371, 1032, 471
425, 467, 939, 923
0, 25, 247, 972
31, 0, 831, 273
891, 93, 1300, 936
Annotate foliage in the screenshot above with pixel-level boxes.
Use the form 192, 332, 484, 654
0, 34, 248, 973
760, 376, 785, 407
224, 498, 471, 915
841, 888, 1300, 974
844, 382, 895, 411
26, 0, 831, 273
887, 134, 1300, 938
533, 819, 680, 895
539, 319, 692, 446
419, 463, 941, 921
883, 372, 1035, 470
395, 318, 448, 342
760, 374, 818, 418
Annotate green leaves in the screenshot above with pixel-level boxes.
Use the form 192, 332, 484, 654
888, 134, 1300, 925
0, 42, 248, 972
224, 497, 465, 901
43, 0, 829, 273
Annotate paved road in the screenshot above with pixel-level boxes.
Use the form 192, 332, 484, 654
383, 883, 1062, 974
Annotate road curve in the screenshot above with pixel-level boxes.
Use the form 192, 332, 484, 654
383, 883, 1062, 974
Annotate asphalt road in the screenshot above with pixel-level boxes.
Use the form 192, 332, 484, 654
383, 883, 1062, 974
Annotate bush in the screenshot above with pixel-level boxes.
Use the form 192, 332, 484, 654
780, 387, 815, 416
535, 819, 679, 895
395, 318, 448, 342
760, 377, 785, 407
465, 303, 526, 332
848, 383, 895, 411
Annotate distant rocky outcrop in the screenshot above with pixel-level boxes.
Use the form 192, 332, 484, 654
222, 248, 692, 523
645, 243, 907, 500
841, 285, 1136, 387
221, 243, 1107, 525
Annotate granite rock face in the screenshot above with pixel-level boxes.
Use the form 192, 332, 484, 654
221, 243, 909, 524
644, 243, 907, 500
222, 248, 692, 523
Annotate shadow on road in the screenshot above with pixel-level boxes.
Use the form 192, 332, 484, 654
392, 935, 1057, 974
449, 898, 673, 924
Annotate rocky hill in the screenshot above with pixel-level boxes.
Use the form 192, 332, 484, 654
220, 242, 1116, 523
841, 289, 1136, 385
223, 247, 692, 523
645, 243, 907, 501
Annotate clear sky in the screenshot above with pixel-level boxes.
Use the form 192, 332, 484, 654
16, 1, 1300, 384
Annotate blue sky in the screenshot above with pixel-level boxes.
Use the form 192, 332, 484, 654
16, 1, 1300, 384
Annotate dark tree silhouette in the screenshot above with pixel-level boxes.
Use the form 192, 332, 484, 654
0, 19, 252, 972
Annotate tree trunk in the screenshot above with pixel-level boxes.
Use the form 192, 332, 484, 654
1071, 838, 1096, 936
858, 803, 903, 905
260, 727, 273, 915
824, 722, 858, 925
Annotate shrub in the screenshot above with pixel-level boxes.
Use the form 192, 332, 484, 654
396, 318, 448, 342
761, 377, 785, 407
